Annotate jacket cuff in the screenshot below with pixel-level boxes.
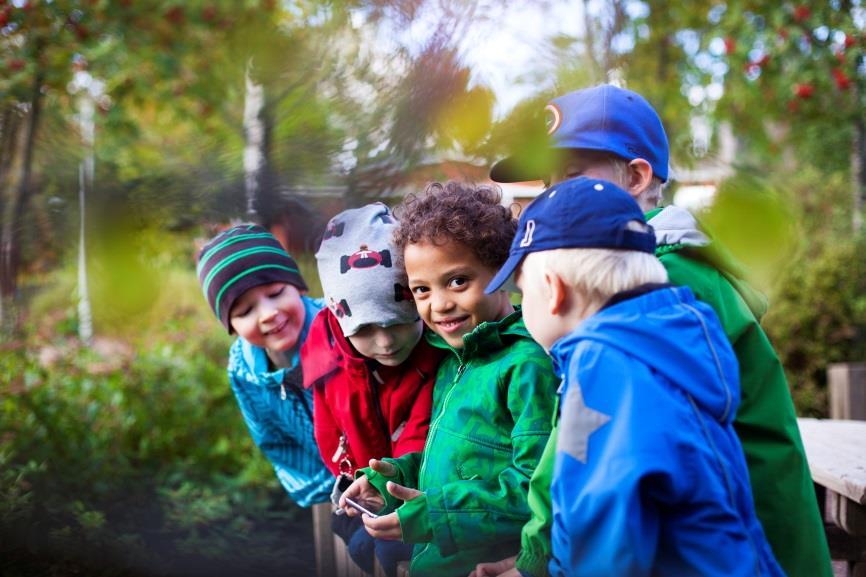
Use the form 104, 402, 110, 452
357, 466, 401, 513
397, 493, 432, 543
516, 550, 550, 577
423, 486, 459, 556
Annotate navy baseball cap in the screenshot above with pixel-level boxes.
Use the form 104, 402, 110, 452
490, 84, 670, 183
485, 177, 657, 294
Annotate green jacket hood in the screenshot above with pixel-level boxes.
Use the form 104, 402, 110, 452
648, 206, 768, 320
425, 307, 527, 361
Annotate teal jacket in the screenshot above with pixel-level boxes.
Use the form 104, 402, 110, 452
361, 310, 557, 577
227, 295, 333, 507
515, 206, 831, 577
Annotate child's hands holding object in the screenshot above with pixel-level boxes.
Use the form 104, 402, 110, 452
338, 458, 424, 541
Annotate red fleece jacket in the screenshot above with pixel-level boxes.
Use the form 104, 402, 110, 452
301, 308, 442, 477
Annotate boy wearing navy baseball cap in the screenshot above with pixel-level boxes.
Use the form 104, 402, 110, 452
484, 176, 783, 577
479, 85, 831, 577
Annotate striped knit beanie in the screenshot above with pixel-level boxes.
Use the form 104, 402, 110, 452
197, 224, 308, 333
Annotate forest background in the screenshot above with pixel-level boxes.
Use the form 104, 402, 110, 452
2, 1, 865, 575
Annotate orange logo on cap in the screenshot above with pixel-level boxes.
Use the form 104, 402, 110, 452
545, 103, 562, 135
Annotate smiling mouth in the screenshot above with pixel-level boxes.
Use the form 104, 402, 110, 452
264, 319, 288, 336
435, 316, 469, 333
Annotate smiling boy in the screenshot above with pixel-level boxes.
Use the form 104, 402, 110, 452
197, 224, 332, 507
338, 182, 558, 577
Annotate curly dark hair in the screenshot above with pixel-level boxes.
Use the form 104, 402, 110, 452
393, 181, 517, 269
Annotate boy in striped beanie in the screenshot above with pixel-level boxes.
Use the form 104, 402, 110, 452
196, 224, 332, 507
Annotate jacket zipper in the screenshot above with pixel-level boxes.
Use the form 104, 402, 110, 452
368, 364, 391, 445
413, 359, 467, 569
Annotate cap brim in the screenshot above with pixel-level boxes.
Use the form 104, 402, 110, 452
485, 252, 525, 294
490, 155, 541, 183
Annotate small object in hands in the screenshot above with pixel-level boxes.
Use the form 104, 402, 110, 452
344, 497, 379, 518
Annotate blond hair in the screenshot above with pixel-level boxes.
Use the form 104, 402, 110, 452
523, 247, 668, 313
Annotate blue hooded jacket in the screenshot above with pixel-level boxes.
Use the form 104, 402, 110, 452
227, 295, 333, 507
548, 286, 784, 577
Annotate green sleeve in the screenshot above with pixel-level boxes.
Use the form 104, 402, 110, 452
422, 351, 557, 557
659, 251, 832, 577
397, 493, 433, 543
357, 451, 423, 514
515, 424, 557, 577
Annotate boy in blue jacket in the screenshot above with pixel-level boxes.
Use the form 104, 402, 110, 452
197, 224, 332, 507
485, 177, 783, 577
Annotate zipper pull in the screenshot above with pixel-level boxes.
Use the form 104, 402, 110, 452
391, 420, 407, 442
280, 382, 287, 400
331, 433, 348, 463
455, 363, 467, 381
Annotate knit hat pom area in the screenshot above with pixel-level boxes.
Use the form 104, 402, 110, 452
196, 224, 308, 333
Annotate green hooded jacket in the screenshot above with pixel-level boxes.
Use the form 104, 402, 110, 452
515, 206, 831, 577
360, 310, 557, 577
649, 205, 831, 577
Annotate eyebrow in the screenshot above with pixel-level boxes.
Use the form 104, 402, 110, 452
409, 265, 475, 285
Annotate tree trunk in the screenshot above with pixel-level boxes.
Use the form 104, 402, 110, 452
77, 96, 94, 344
853, 114, 865, 234
1, 68, 42, 332
243, 60, 266, 220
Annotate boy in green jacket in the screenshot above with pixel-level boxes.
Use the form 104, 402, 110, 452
476, 83, 831, 577
339, 182, 558, 577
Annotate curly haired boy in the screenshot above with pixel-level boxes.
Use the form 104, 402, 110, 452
339, 182, 559, 577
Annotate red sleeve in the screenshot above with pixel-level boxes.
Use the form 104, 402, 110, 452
312, 383, 341, 477
391, 374, 433, 457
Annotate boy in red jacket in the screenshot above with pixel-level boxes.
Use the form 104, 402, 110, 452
301, 202, 442, 577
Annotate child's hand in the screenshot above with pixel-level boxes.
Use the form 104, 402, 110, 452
361, 480, 423, 540
338, 459, 395, 517
468, 556, 517, 577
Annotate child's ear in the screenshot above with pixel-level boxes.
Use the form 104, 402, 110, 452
627, 158, 654, 196
544, 271, 568, 316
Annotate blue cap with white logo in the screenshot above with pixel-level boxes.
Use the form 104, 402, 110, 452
490, 84, 670, 183
485, 176, 657, 294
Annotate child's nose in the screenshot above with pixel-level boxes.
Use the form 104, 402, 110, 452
376, 331, 395, 348
259, 304, 278, 324
431, 292, 452, 313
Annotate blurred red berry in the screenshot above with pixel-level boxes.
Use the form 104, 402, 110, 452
793, 5, 811, 22
787, 100, 799, 113
0, 7, 10, 26
844, 35, 856, 49
201, 5, 217, 22
724, 37, 736, 55
73, 23, 90, 41
793, 83, 815, 98
832, 68, 851, 90
778, 27, 789, 41
755, 54, 770, 67
164, 6, 184, 25
8, 58, 25, 71
836, 51, 846, 64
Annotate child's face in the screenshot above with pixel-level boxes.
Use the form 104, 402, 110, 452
403, 239, 513, 349
347, 320, 424, 367
229, 282, 306, 352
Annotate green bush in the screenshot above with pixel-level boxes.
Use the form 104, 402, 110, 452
2, 230, 319, 576
763, 237, 866, 416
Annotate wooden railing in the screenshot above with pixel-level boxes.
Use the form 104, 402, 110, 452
800, 362, 866, 577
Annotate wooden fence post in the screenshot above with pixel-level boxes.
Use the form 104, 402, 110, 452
828, 363, 866, 421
